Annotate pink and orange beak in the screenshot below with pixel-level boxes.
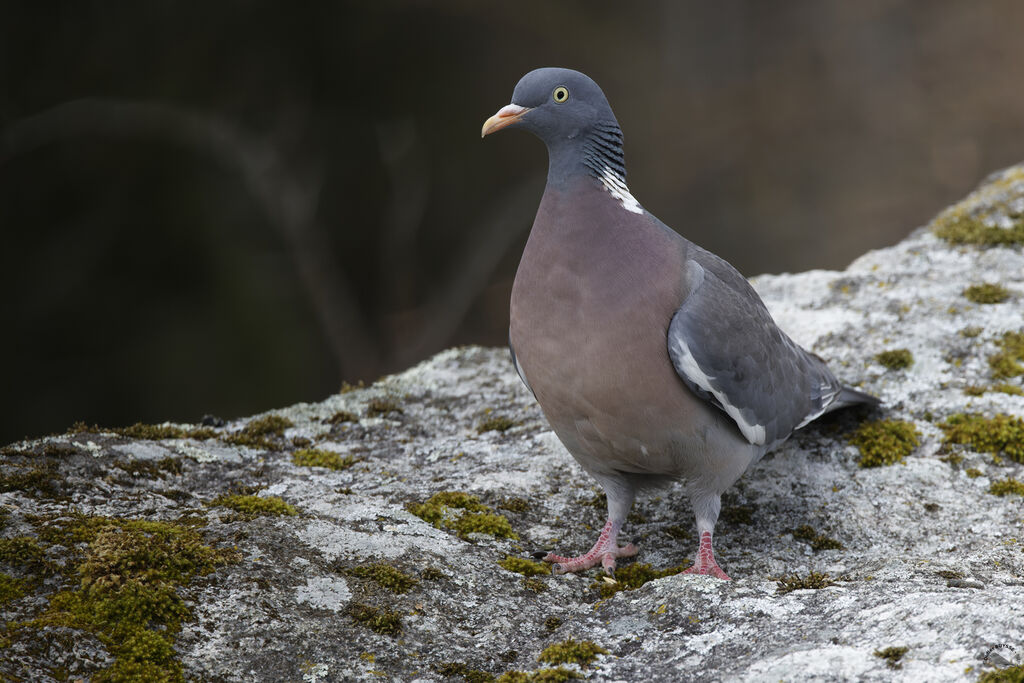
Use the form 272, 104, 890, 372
481, 104, 531, 138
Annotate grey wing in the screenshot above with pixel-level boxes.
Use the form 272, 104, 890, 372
509, 333, 536, 399
667, 256, 841, 446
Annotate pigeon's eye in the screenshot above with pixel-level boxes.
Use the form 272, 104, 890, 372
552, 86, 569, 103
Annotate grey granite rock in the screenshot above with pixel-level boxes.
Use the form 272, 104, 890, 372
2, 166, 1023, 682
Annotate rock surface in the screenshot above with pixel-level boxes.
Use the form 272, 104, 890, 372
3, 166, 1024, 682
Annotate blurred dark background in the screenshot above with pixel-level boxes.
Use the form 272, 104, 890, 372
3, 1, 1024, 444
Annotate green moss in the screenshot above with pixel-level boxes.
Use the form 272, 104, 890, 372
965, 468, 983, 479
0, 572, 28, 605
989, 478, 1024, 496
31, 518, 236, 683
344, 563, 419, 594
589, 562, 689, 599
990, 331, 1024, 379
960, 326, 984, 338
366, 398, 402, 417
721, 504, 755, 525
348, 602, 402, 635
113, 423, 217, 441
543, 616, 562, 631
0, 536, 51, 573
113, 458, 182, 480
477, 415, 518, 434
964, 283, 1011, 304
499, 556, 550, 577
500, 497, 531, 513
421, 567, 446, 581
497, 669, 582, 683
933, 212, 1024, 246
874, 646, 909, 669
522, 578, 548, 593
791, 525, 844, 551
994, 383, 1024, 396
0, 462, 61, 498
434, 662, 496, 683
964, 385, 987, 396
291, 448, 359, 471
776, 571, 835, 594
978, 665, 1024, 683
327, 410, 359, 424
939, 413, 1024, 462
850, 419, 920, 467
538, 638, 608, 667
453, 512, 517, 540
210, 494, 298, 517
223, 415, 293, 450
407, 491, 517, 540
875, 349, 914, 370
340, 380, 365, 394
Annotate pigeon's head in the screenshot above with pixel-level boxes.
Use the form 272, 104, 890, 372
481, 68, 619, 146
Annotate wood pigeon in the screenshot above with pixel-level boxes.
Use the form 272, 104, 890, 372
482, 67, 878, 580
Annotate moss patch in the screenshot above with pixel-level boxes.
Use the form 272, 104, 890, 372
477, 415, 518, 434
327, 410, 359, 424
499, 556, 550, 577
989, 478, 1024, 496
223, 415, 293, 450
29, 517, 236, 682
0, 462, 61, 498
791, 525, 844, 551
990, 331, 1024, 379
994, 383, 1024, 396
850, 419, 920, 467
210, 494, 298, 518
292, 448, 359, 471
978, 665, 1024, 683
497, 669, 582, 683
407, 491, 517, 540
964, 283, 1011, 304
776, 571, 835, 594
538, 638, 608, 667
0, 536, 51, 573
67, 421, 216, 441
0, 572, 28, 605
348, 602, 402, 635
874, 646, 909, 669
933, 212, 1024, 246
939, 413, 1024, 462
366, 398, 402, 417
500, 497, 530, 513
343, 563, 419, 594
434, 662, 496, 682
589, 562, 689, 599
875, 349, 914, 370
115, 423, 217, 441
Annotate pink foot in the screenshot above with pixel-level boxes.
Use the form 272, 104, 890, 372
682, 531, 731, 580
542, 519, 638, 575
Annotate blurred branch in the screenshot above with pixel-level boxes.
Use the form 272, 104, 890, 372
395, 172, 541, 367
0, 98, 378, 379
376, 117, 430, 311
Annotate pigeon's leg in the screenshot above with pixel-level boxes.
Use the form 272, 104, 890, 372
682, 492, 730, 580
542, 477, 637, 575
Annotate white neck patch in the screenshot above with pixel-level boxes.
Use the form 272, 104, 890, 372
599, 167, 643, 214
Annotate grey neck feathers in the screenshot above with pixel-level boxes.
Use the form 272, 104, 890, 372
581, 121, 626, 183
545, 120, 626, 186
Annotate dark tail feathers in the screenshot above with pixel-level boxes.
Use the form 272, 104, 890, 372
826, 385, 881, 413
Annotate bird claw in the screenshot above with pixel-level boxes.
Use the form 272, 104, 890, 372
682, 562, 731, 580
542, 541, 638, 575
